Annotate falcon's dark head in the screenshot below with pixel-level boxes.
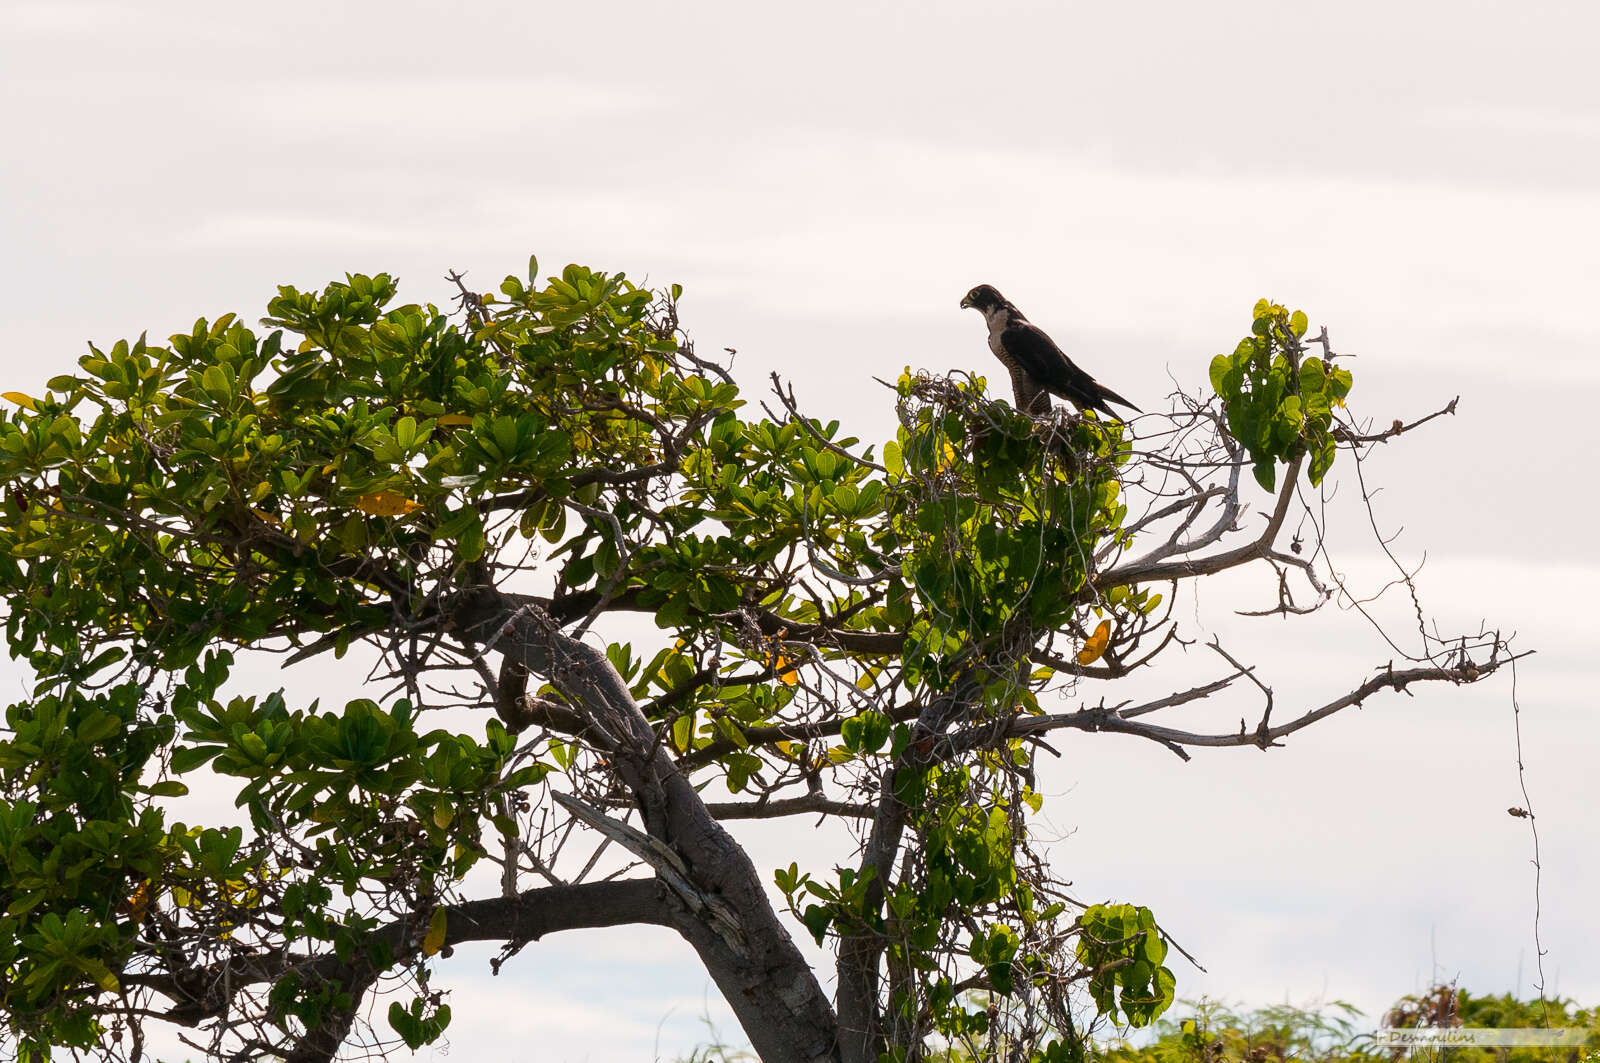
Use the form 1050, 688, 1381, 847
959, 284, 1007, 313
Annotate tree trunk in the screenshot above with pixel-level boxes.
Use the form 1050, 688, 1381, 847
467, 591, 843, 1062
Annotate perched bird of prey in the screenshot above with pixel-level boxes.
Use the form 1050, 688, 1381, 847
960, 284, 1140, 418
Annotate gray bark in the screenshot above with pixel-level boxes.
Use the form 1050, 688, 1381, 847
458, 588, 842, 1063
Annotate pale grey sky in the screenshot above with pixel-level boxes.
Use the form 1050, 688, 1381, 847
4, 1, 1598, 1059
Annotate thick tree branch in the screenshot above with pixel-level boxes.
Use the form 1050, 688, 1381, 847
706, 793, 874, 820
129, 879, 671, 1031
450, 589, 843, 1063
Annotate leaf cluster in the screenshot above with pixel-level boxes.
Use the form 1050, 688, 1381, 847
1208, 300, 1352, 490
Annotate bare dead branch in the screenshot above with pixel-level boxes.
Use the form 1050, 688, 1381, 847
1102, 451, 1305, 587
1336, 396, 1459, 445
772, 372, 890, 475
1003, 653, 1530, 754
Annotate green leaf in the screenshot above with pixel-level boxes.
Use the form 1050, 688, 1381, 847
389, 1000, 423, 1049
1208, 354, 1230, 394
170, 744, 224, 773
1299, 357, 1327, 395
883, 440, 904, 479
75, 710, 122, 746
1308, 433, 1337, 485
455, 511, 487, 563
802, 904, 832, 945
423, 908, 447, 956
77, 958, 121, 994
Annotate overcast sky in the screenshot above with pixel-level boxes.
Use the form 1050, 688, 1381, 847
5, 1, 1599, 1059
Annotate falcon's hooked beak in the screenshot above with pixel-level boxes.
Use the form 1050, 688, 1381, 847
959, 293, 974, 309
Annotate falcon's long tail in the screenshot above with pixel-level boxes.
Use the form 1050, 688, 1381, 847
1090, 381, 1140, 416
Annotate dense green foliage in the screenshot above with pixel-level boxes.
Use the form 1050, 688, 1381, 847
0, 263, 715, 1054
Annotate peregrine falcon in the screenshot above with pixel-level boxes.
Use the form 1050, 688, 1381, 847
960, 284, 1140, 418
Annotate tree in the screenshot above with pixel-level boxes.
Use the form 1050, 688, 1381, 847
0, 259, 1517, 1063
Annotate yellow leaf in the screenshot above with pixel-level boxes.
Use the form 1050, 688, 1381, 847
122, 880, 154, 920
432, 805, 454, 829
423, 907, 448, 956
436, 414, 474, 426
298, 338, 317, 353
355, 491, 422, 516
1076, 619, 1113, 666
2, 392, 38, 411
